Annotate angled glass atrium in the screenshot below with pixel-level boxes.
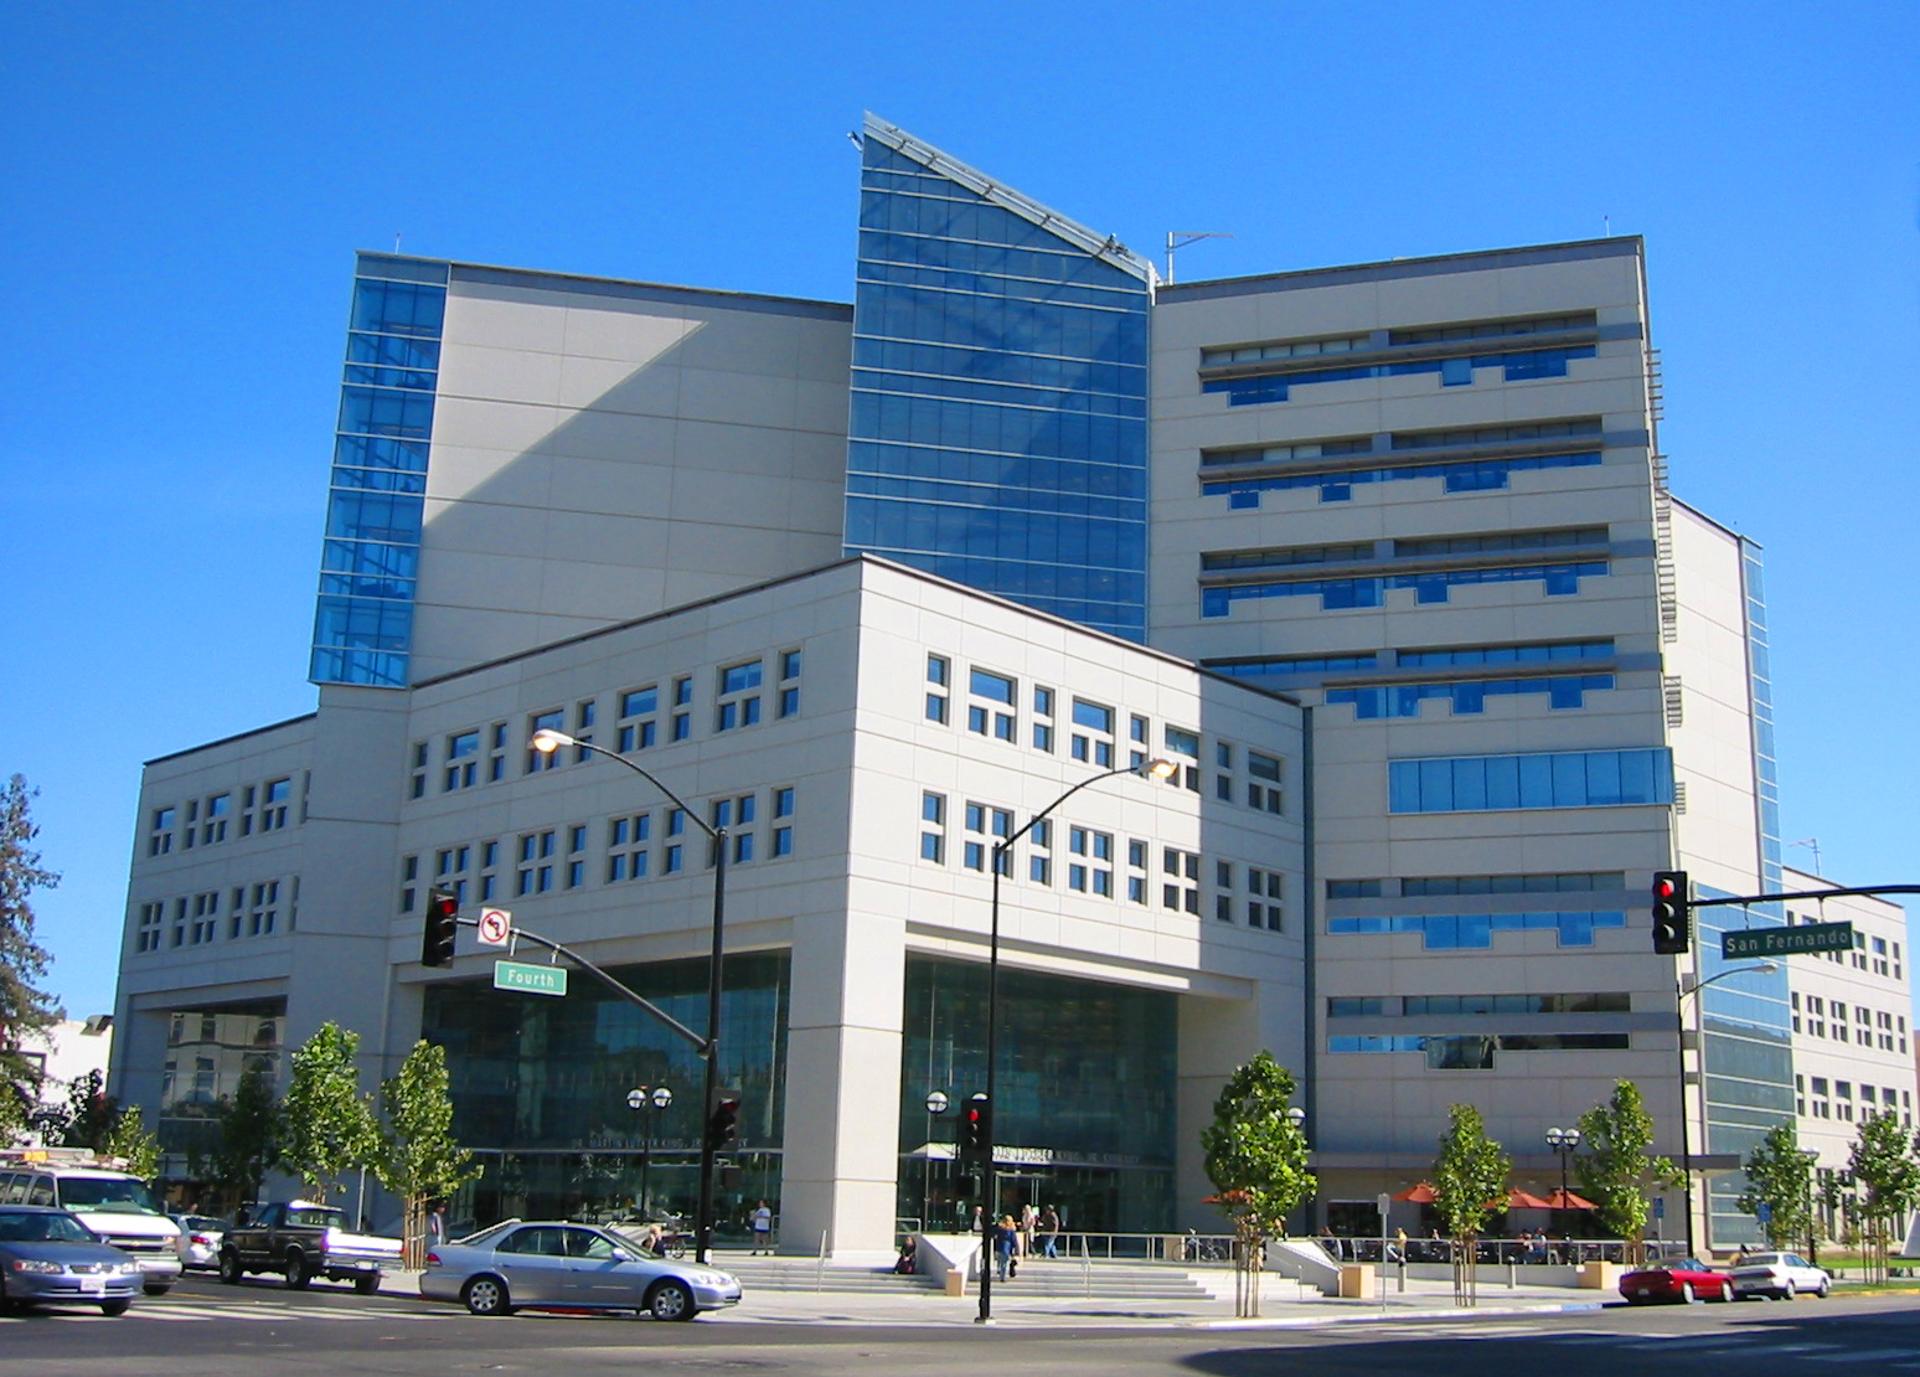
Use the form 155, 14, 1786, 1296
844, 117, 1153, 641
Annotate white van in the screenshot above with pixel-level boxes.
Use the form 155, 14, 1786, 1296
0, 1151, 184, 1294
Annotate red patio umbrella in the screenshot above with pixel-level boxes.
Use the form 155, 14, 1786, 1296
1392, 1182, 1439, 1203
1501, 1188, 1556, 1210
1541, 1186, 1596, 1210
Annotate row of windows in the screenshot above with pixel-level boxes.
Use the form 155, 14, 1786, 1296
1329, 871, 1626, 899
133, 878, 293, 953
1329, 1032, 1630, 1067
1201, 332, 1371, 366
1202, 560, 1608, 617
1387, 748, 1674, 814
1208, 640, 1613, 687
923, 655, 1286, 815
1326, 673, 1615, 719
1202, 345, 1597, 406
1327, 991, 1631, 1016
400, 787, 798, 909
1199, 314, 1597, 369
409, 652, 802, 799
1204, 526, 1606, 577
1800, 1076, 1912, 1124
1212, 449, 1603, 507
1327, 911, 1628, 950
1789, 913, 1904, 979
147, 778, 296, 857
1793, 992, 1908, 1052
916, 790, 1287, 931
1393, 417, 1604, 451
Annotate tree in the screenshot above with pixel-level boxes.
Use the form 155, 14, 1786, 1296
1430, 1103, 1510, 1306
374, 1041, 480, 1268
207, 1062, 281, 1209
1574, 1079, 1677, 1266
0, 775, 62, 1139
47, 1067, 115, 1151
103, 1105, 161, 1180
1736, 1120, 1813, 1250
1199, 1052, 1316, 1317
1847, 1110, 1920, 1283
278, 1023, 378, 1202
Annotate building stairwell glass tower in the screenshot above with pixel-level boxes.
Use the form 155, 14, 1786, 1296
843, 115, 1154, 641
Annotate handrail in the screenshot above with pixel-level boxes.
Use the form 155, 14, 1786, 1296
816, 1229, 828, 1292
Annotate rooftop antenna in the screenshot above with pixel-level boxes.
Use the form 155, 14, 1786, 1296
1603, 214, 1611, 237
1165, 230, 1233, 285
1788, 837, 1823, 876
846, 130, 864, 151
394, 233, 403, 253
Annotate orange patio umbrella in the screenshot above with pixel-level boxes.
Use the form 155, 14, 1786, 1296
1500, 1188, 1556, 1210
1541, 1186, 1596, 1210
1392, 1182, 1439, 1203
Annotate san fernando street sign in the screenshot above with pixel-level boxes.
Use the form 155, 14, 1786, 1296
1721, 921, 1854, 960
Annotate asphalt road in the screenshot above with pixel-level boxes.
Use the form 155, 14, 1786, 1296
5, 1274, 1919, 1377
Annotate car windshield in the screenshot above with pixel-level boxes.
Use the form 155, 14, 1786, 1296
0, 1210, 97, 1244
57, 1178, 162, 1213
178, 1216, 225, 1230
1745, 1254, 1783, 1266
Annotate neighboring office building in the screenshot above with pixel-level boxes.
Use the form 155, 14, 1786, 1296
110, 115, 1905, 1252
6, 1016, 114, 1148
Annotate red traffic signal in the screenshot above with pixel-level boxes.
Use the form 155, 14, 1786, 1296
961, 1092, 991, 1157
421, 887, 459, 967
1651, 869, 1690, 955
706, 1089, 742, 1151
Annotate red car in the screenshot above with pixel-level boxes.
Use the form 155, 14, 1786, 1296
1619, 1257, 1733, 1304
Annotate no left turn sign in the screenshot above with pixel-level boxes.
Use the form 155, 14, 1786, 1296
477, 908, 513, 947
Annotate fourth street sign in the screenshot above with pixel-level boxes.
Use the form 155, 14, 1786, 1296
1722, 921, 1854, 960
494, 959, 568, 997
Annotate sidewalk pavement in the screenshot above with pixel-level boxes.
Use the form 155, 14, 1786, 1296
376, 1264, 1610, 1330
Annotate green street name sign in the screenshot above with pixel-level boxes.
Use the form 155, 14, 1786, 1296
1722, 922, 1854, 960
494, 960, 569, 997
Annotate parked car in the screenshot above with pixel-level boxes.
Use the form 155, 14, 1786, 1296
170, 1214, 227, 1270
218, 1201, 400, 1292
421, 1220, 742, 1320
1729, 1251, 1832, 1300
0, 1205, 144, 1316
1619, 1257, 1733, 1304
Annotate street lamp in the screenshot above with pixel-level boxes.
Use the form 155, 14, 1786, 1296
1545, 1125, 1581, 1234
1674, 959, 1779, 1257
534, 727, 728, 1265
976, 756, 1177, 1325
628, 1084, 673, 1216
924, 1090, 949, 1233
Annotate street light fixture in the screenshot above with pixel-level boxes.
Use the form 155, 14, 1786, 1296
924, 1090, 949, 1233
1674, 959, 1780, 1257
628, 1084, 673, 1217
533, 727, 728, 1265
1545, 1125, 1581, 1230
976, 756, 1177, 1325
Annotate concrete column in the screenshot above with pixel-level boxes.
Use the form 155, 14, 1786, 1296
1175, 978, 1304, 1232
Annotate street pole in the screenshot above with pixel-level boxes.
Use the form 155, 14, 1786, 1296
976, 757, 1176, 1324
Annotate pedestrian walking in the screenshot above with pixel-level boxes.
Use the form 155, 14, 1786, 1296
1019, 1201, 1037, 1257
993, 1215, 1017, 1281
1040, 1205, 1060, 1260
427, 1202, 447, 1247
750, 1200, 773, 1255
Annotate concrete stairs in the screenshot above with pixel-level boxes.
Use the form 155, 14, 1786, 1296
709, 1251, 1218, 1302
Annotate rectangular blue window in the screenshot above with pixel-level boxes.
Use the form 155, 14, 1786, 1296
1389, 749, 1674, 814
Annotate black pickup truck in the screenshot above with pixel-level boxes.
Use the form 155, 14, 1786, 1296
217, 1201, 402, 1293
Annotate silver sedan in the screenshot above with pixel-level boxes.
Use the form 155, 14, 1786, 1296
420, 1221, 742, 1320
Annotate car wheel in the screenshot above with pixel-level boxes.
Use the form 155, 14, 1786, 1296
1717, 1281, 1732, 1302
647, 1279, 695, 1321
218, 1251, 243, 1285
1783, 1280, 1796, 1300
143, 1284, 172, 1296
100, 1299, 132, 1317
1680, 1282, 1696, 1304
463, 1275, 511, 1317
285, 1251, 312, 1290
354, 1274, 379, 1295
1817, 1278, 1831, 1298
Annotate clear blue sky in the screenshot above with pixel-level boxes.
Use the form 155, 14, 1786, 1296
4, 2, 1916, 1023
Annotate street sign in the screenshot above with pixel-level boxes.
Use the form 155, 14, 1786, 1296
1757, 1201, 1772, 1223
476, 907, 512, 947
1721, 921, 1853, 960
494, 960, 567, 997
1376, 1192, 1391, 1220
1653, 1197, 1665, 1219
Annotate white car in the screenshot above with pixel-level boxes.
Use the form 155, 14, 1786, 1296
1729, 1251, 1831, 1300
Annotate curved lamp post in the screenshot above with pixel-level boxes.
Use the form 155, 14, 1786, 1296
1675, 960, 1779, 1257
628, 1084, 673, 1216
924, 1089, 949, 1233
1545, 1125, 1581, 1234
976, 756, 1177, 1324
534, 728, 727, 1265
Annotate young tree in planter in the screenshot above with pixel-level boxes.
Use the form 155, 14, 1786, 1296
279, 1023, 378, 1202
52, 1067, 116, 1151
375, 1041, 480, 1268
0, 776, 62, 1141
1430, 1103, 1510, 1306
1199, 1052, 1316, 1317
102, 1105, 162, 1181
1847, 1110, 1920, 1283
207, 1062, 281, 1209
1736, 1120, 1814, 1250
1574, 1079, 1677, 1266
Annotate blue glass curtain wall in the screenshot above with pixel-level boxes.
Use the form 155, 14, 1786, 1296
1388, 748, 1674, 813
846, 135, 1151, 641
1203, 345, 1595, 407
898, 956, 1175, 1235
421, 952, 789, 1233
310, 255, 447, 686
1327, 910, 1626, 949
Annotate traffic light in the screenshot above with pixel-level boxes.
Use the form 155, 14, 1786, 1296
705, 1088, 742, 1152
1651, 870, 1690, 955
421, 887, 459, 967
960, 1093, 991, 1166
